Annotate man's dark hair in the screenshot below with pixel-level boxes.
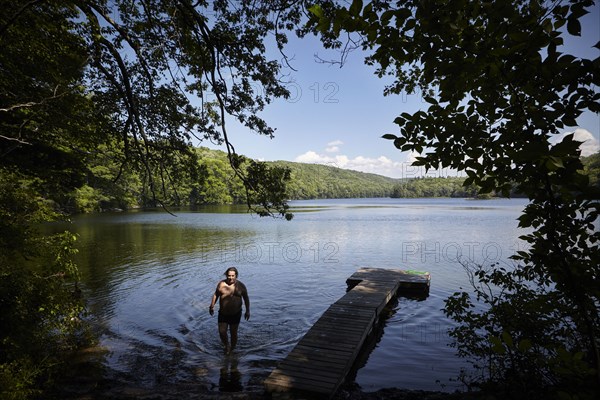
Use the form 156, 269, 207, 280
224, 267, 238, 277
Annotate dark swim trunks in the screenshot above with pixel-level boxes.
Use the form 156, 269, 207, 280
218, 310, 242, 325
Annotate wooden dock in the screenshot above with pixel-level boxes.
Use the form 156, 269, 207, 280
263, 267, 430, 398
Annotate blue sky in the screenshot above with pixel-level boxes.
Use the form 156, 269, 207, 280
206, 5, 600, 179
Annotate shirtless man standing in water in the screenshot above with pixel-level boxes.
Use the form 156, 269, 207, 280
209, 267, 250, 354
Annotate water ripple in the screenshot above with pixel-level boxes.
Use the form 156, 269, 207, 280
64, 198, 528, 394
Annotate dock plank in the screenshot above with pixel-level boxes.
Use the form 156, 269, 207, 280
264, 267, 430, 398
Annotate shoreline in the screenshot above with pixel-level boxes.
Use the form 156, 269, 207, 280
57, 386, 478, 400
56, 347, 474, 400
55, 372, 478, 400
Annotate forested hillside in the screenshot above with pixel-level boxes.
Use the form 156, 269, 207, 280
70, 147, 397, 210
582, 152, 600, 186
390, 177, 478, 198
271, 160, 398, 199
70, 147, 600, 212
69, 146, 476, 211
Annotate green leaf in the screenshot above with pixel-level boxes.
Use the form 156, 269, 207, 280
545, 156, 565, 171
567, 17, 581, 36
423, 95, 438, 105
513, 251, 530, 259
490, 336, 506, 354
349, 0, 363, 16
518, 212, 534, 227
413, 157, 427, 166
517, 339, 532, 352
393, 137, 406, 149
569, 4, 590, 19
362, 2, 374, 20
381, 10, 395, 25
308, 4, 324, 18
393, 116, 406, 126
382, 133, 397, 140
502, 331, 514, 348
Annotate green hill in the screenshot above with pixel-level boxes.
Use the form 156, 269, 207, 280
269, 160, 399, 199
69, 146, 482, 212
72, 147, 600, 212
193, 147, 399, 201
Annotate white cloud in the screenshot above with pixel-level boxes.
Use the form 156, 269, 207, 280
294, 150, 446, 178
294, 151, 323, 163
293, 128, 599, 180
406, 150, 420, 164
325, 140, 344, 153
572, 128, 599, 157
551, 129, 599, 157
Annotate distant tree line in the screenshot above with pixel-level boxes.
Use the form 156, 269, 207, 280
68, 147, 399, 211
390, 176, 478, 198
64, 146, 497, 212
67, 147, 599, 212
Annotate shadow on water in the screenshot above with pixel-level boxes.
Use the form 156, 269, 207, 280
344, 291, 430, 389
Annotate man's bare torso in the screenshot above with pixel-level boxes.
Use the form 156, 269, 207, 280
217, 280, 246, 315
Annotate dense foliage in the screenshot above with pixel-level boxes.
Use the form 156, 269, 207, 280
0, 3, 94, 397
258, 159, 397, 199
308, 0, 599, 398
391, 177, 478, 198
0, 171, 86, 400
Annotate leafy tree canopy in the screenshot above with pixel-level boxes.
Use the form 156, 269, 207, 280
1, 0, 302, 218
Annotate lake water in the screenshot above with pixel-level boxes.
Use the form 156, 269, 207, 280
62, 197, 529, 395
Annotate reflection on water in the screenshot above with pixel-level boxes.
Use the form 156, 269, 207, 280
51, 197, 528, 396
219, 355, 243, 392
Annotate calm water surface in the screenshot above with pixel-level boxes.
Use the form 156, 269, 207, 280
63, 198, 529, 394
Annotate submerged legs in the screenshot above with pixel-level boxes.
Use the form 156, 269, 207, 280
218, 322, 240, 354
